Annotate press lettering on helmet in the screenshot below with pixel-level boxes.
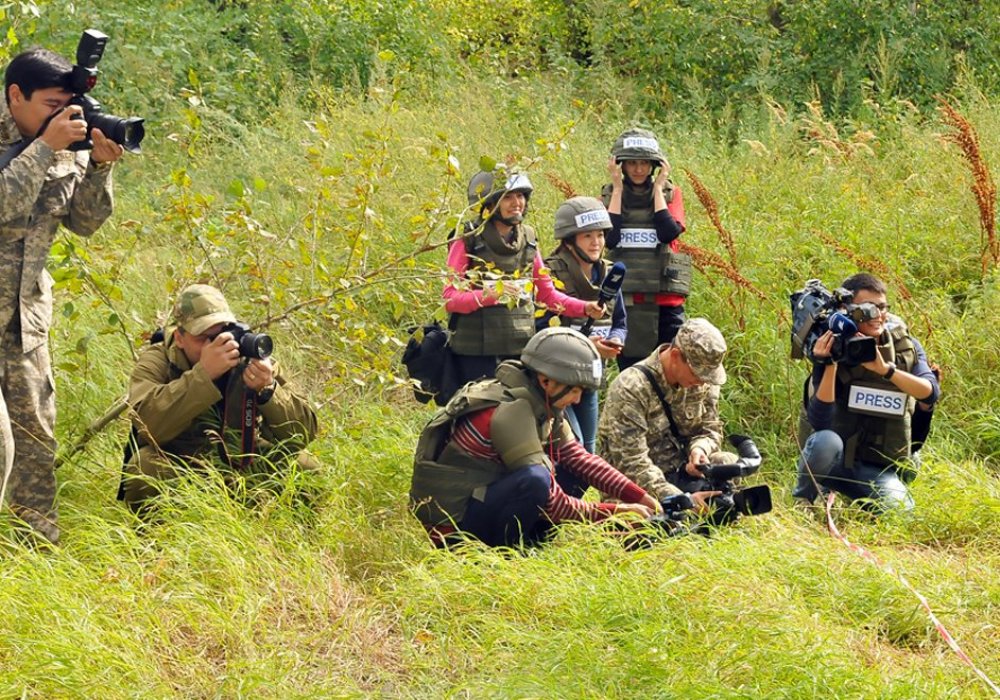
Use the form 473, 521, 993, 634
622, 136, 659, 151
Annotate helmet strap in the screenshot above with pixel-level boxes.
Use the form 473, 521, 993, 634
571, 242, 599, 265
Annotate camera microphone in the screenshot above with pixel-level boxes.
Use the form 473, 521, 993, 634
579, 261, 626, 336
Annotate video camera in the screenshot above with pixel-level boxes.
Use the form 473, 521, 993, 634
790, 279, 878, 365
66, 29, 145, 153
647, 435, 773, 535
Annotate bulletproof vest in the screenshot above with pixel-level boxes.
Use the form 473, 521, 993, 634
449, 220, 538, 356
544, 247, 616, 337
410, 362, 557, 526
601, 180, 691, 297
799, 318, 917, 468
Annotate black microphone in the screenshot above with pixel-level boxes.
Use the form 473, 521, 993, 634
579, 261, 626, 337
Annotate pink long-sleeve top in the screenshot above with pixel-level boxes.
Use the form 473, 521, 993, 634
442, 238, 589, 317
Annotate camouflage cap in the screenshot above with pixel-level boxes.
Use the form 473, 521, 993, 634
172, 284, 236, 336
675, 318, 727, 385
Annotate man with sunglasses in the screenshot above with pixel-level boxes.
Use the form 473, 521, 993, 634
793, 273, 940, 512
121, 285, 317, 513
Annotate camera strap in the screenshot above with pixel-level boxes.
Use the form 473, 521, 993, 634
237, 388, 258, 470
634, 364, 688, 451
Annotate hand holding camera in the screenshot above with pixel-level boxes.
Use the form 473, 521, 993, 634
38, 105, 87, 151
200, 333, 241, 380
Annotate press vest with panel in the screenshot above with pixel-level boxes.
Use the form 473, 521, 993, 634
798, 318, 917, 468
544, 247, 616, 337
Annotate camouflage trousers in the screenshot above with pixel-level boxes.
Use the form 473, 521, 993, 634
0, 326, 58, 544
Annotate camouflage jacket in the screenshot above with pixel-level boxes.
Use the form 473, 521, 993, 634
128, 331, 318, 459
0, 100, 114, 351
597, 345, 723, 499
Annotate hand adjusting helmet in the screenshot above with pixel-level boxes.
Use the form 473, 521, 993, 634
467, 170, 533, 225
554, 196, 611, 264
611, 127, 667, 167
521, 327, 602, 392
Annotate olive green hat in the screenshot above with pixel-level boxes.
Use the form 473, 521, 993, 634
521, 327, 602, 390
554, 196, 612, 241
172, 284, 236, 336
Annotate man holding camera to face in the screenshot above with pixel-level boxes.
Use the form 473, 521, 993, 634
0, 46, 124, 544
792, 273, 940, 513
121, 285, 318, 513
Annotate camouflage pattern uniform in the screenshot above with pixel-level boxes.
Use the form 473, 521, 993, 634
598, 318, 732, 501
0, 99, 115, 543
123, 286, 319, 510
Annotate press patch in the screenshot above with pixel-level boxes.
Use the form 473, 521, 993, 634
623, 136, 659, 151
592, 359, 603, 380
619, 228, 658, 248
847, 385, 907, 416
575, 209, 611, 229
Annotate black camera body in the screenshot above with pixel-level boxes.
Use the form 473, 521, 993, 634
210, 322, 273, 360
66, 29, 145, 153
790, 279, 877, 366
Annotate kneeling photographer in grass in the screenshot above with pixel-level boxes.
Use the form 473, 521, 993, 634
792, 273, 941, 513
121, 285, 318, 514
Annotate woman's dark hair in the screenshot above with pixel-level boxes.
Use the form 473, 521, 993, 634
842, 272, 887, 296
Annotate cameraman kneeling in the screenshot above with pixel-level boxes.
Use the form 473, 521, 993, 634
122, 285, 318, 512
793, 273, 940, 512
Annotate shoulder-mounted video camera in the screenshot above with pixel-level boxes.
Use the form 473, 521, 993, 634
648, 435, 773, 535
790, 279, 878, 366
66, 29, 145, 153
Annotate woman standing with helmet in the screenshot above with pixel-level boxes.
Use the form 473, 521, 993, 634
540, 196, 627, 454
410, 327, 659, 548
445, 170, 605, 387
602, 128, 691, 370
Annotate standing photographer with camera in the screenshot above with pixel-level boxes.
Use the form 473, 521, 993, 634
0, 46, 123, 544
792, 273, 940, 513
121, 285, 318, 514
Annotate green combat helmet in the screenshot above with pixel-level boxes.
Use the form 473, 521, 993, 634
611, 128, 667, 166
554, 196, 612, 240
554, 196, 612, 264
467, 170, 534, 212
521, 327, 602, 391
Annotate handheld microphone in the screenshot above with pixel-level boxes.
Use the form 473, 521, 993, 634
827, 311, 858, 337
579, 261, 626, 337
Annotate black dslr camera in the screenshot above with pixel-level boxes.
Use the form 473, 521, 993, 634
208, 322, 273, 360
66, 29, 145, 153
790, 279, 877, 366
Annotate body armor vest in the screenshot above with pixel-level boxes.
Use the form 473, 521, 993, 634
449, 220, 538, 356
799, 318, 917, 468
410, 362, 558, 526
601, 180, 691, 297
544, 247, 616, 337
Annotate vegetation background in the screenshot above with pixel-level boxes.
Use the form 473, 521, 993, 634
1, 0, 998, 696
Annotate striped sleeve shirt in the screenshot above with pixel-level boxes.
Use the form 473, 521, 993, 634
452, 407, 648, 523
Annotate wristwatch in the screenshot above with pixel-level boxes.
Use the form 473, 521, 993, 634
256, 380, 277, 405
882, 363, 896, 380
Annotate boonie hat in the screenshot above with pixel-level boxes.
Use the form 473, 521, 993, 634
172, 284, 236, 335
674, 318, 727, 385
